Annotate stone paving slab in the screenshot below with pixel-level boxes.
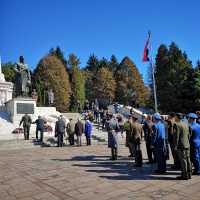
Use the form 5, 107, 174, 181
0, 139, 200, 200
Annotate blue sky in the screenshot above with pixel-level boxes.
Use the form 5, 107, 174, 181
1, 0, 200, 82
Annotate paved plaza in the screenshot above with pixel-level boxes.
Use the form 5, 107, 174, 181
0, 137, 200, 200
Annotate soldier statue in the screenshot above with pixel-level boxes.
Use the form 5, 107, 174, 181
14, 55, 31, 97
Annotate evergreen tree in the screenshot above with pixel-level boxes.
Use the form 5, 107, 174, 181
32, 55, 71, 111
115, 56, 150, 107
99, 57, 110, 71
93, 67, 116, 107
67, 53, 85, 111
85, 54, 99, 75
155, 42, 194, 113
110, 54, 119, 76
48, 45, 67, 67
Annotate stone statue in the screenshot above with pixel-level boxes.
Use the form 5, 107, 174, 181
14, 56, 31, 96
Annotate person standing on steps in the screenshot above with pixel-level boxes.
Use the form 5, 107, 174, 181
19, 113, 32, 140
106, 112, 120, 160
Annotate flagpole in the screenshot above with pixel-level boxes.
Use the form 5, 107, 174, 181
148, 29, 158, 112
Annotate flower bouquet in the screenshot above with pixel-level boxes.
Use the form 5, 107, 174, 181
12, 128, 24, 134
44, 124, 53, 134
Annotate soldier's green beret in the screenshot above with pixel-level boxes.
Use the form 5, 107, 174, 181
175, 113, 183, 118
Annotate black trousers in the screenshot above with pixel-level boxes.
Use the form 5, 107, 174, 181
24, 126, 30, 140
111, 148, 118, 157
134, 143, 143, 167
146, 137, 156, 163
69, 134, 74, 145
86, 136, 91, 145
36, 129, 44, 142
57, 132, 64, 147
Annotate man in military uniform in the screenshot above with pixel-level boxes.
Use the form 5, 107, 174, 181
106, 112, 120, 160
151, 113, 166, 173
19, 113, 32, 140
125, 114, 134, 157
174, 113, 192, 180
66, 119, 75, 145
130, 113, 143, 167
188, 113, 200, 175
143, 114, 156, 164
168, 112, 181, 169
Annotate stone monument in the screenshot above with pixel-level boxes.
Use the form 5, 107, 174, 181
0, 56, 13, 105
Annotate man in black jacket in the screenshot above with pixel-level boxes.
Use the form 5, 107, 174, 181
19, 113, 32, 140
32, 116, 46, 142
55, 117, 65, 147
75, 118, 84, 146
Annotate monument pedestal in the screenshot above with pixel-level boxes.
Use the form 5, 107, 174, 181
5, 98, 38, 126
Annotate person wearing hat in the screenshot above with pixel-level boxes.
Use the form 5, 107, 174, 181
151, 113, 166, 173
106, 112, 120, 160
168, 112, 181, 169
66, 119, 75, 145
188, 113, 200, 175
143, 114, 156, 164
19, 113, 32, 140
124, 114, 134, 157
130, 113, 143, 167
174, 113, 192, 180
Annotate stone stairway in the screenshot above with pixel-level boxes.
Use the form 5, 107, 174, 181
0, 112, 126, 150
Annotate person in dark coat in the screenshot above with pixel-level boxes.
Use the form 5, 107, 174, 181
125, 114, 134, 157
55, 117, 65, 147
130, 114, 143, 167
143, 114, 156, 164
151, 113, 166, 173
161, 116, 169, 160
75, 118, 84, 146
85, 120, 92, 145
32, 116, 46, 142
174, 113, 192, 180
188, 113, 200, 175
106, 112, 120, 160
19, 113, 32, 140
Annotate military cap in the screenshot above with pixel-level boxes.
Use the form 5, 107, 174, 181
169, 112, 175, 117
175, 113, 183, 118
188, 113, 197, 119
182, 114, 186, 116
132, 113, 138, 119
107, 112, 113, 116
153, 113, 162, 120
127, 114, 132, 117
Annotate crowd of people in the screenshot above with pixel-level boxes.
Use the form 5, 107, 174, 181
105, 111, 200, 181
18, 96, 200, 181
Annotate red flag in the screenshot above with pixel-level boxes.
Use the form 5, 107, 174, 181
142, 38, 150, 62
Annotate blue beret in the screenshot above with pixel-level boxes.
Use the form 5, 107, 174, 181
188, 113, 197, 119
153, 113, 162, 120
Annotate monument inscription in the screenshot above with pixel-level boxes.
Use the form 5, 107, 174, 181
17, 103, 34, 114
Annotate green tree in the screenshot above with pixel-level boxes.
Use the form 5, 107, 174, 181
85, 54, 99, 75
48, 45, 67, 67
93, 67, 116, 108
115, 56, 150, 107
32, 55, 71, 111
155, 42, 194, 113
1, 61, 14, 82
99, 57, 110, 71
67, 54, 85, 111
110, 54, 119, 76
